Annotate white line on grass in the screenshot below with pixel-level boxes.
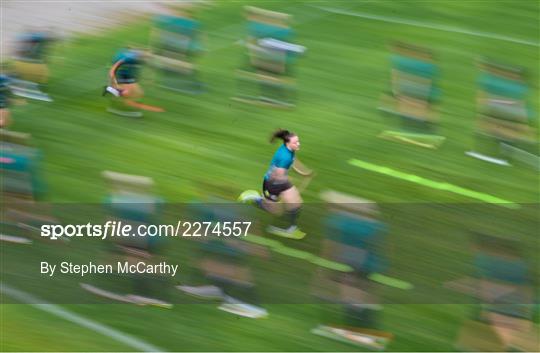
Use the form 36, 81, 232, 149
314, 6, 539, 47
0, 283, 164, 352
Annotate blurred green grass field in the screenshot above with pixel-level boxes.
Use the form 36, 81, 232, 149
1, 0, 539, 351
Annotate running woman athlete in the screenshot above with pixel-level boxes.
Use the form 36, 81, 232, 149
106, 48, 164, 116
239, 129, 309, 239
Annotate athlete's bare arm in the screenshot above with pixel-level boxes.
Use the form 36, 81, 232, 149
292, 159, 313, 176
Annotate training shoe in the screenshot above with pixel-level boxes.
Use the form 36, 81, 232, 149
176, 285, 225, 300
266, 225, 306, 240
238, 190, 262, 204
218, 302, 268, 319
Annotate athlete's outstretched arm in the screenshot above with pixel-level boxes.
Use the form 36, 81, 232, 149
292, 159, 313, 176
108, 59, 125, 88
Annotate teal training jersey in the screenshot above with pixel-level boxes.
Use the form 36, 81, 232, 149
264, 144, 295, 180
113, 49, 141, 84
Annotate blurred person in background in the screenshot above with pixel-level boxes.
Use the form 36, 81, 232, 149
239, 129, 310, 239
233, 6, 305, 108
178, 185, 268, 319
0, 127, 53, 244
449, 232, 537, 351
105, 47, 164, 117
379, 42, 444, 149
311, 190, 392, 350
466, 60, 537, 167
150, 2, 205, 93
10, 29, 55, 102
1, 47, 53, 238
81, 171, 170, 307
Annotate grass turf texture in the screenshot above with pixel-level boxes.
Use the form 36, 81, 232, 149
2, 0, 539, 351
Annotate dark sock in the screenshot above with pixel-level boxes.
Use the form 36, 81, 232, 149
285, 207, 301, 228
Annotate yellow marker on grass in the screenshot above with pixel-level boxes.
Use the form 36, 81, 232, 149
348, 159, 519, 209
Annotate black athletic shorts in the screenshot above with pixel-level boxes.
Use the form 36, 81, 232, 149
262, 178, 293, 201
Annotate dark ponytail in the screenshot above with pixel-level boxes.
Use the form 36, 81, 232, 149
270, 129, 295, 143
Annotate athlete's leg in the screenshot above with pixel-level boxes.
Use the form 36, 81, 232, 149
119, 82, 144, 99
259, 195, 282, 215
240, 181, 303, 237
119, 82, 143, 109
280, 186, 302, 228
239, 180, 282, 214
117, 83, 164, 112
280, 186, 302, 208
